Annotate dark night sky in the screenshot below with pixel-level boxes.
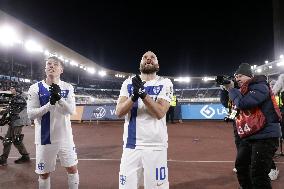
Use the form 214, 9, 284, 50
0, 0, 274, 77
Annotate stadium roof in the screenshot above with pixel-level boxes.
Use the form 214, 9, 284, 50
0, 9, 133, 78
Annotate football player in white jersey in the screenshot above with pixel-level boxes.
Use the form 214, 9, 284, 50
27, 56, 79, 189
116, 51, 173, 189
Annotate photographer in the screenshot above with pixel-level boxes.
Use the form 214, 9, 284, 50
223, 63, 281, 189
220, 77, 279, 180
0, 85, 31, 166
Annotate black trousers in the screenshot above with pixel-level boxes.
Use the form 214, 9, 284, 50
1, 126, 28, 159
235, 138, 279, 189
233, 123, 241, 150
166, 106, 175, 123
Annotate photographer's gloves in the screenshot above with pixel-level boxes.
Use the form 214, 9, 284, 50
223, 80, 235, 91
131, 75, 147, 102
49, 83, 61, 105
220, 85, 226, 90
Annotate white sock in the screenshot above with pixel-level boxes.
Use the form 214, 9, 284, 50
68, 172, 79, 189
38, 176, 50, 189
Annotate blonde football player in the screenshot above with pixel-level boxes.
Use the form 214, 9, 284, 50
27, 56, 79, 189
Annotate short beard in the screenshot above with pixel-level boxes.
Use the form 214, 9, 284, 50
139, 64, 159, 74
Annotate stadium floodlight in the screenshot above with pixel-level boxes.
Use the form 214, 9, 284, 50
202, 77, 215, 82
87, 67, 95, 74
277, 61, 284, 66
183, 77, 191, 82
174, 77, 190, 83
58, 55, 64, 61
44, 50, 50, 56
280, 55, 284, 59
79, 65, 87, 71
24, 79, 31, 83
256, 68, 262, 73
70, 60, 79, 67
115, 74, 125, 78
251, 65, 257, 70
99, 70, 106, 77
174, 77, 180, 82
265, 60, 269, 64
0, 25, 21, 47
24, 40, 43, 52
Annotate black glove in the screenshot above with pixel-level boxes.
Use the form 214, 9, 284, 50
49, 83, 61, 105
131, 93, 139, 102
49, 95, 57, 105
50, 83, 61, 94
132, 75, 147, 99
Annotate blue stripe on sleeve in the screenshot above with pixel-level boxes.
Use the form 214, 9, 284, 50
38, 82, 51, 145
126, 101, 138, 149
126, 84, 137, 148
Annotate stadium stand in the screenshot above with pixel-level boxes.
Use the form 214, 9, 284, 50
0, 9, 283, 106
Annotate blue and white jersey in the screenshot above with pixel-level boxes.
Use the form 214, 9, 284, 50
119, 75, 173, 150
27, 80, 76, 145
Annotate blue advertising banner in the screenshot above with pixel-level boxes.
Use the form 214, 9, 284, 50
80, 103, 228, 121
181, 104, 228, 120
82, 105, 123, 120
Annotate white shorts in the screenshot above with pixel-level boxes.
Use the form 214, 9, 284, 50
119, 148, 169, 189
35, 142, 78, 174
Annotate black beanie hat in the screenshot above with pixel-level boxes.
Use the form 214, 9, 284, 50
234, 63, 253, 77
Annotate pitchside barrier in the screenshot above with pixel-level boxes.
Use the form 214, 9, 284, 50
70, 103, 228, 122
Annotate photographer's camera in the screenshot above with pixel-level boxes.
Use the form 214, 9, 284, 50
215, 75, 234, 85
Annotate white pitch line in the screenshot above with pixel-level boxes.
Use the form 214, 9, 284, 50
8, 157, 284, 163
77, 158, 121, 161
168, 160, 234, 163
8, 157, 120, 161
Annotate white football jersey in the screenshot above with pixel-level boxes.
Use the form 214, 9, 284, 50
119, 75, 173, 149
27, 80, 76, 145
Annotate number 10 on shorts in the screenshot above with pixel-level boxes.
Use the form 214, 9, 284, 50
156, 167, 166, 180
